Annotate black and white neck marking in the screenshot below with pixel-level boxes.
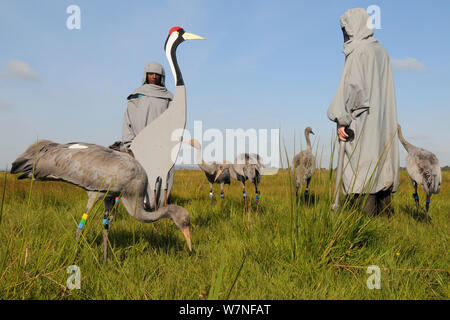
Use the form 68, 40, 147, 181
164, 28, 185, 87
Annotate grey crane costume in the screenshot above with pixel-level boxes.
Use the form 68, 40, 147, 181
122, 62, 174, 148
327, 8, 399, 213
122, 62, 175, 207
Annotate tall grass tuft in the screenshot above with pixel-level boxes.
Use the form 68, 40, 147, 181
0, 171, 7, 225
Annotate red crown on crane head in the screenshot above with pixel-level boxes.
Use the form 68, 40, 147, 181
169, 26, 183, 35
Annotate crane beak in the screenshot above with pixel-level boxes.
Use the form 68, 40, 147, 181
182, 32, 205, 41
311, 131, 315, 135
182, 227, 192, 251
214, 169, 223, 182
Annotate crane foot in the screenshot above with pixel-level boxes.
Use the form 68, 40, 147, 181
255, 193, 260, 213
102, 229, 109, 264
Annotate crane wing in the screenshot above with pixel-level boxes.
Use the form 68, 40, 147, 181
12, 141, 141, 193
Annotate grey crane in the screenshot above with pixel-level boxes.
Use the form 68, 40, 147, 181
185, 139, 230, 201
11, 140, 192, 262
215, 153, 264, 212
397, 124, 441, 221
292, 127, 315, 201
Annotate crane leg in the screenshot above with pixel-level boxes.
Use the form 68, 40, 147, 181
255, 185, 260, 214
425, 195, 431, 222
75, 192, 101, 253
163, 188, 169, 235
104, 196, 120, 258
113, 196, 120, 216
304, 178, 311, 202
412, 181, 420, 217
209, 182, 214, 203
111, 196, 119, 223
242, 186, 247, 211
220, 183, 225, 200
102, 212, 110, 264
101, 196, 116, 264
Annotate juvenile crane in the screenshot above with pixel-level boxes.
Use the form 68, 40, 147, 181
293, 127, 315, 200
11, 140, 192, 262
185, 139, 230, 200
215, 153, 264, 212
397, 124, 441, 221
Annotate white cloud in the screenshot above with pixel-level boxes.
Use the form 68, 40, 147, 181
391, 57, 426, 71
0, 58, 40, 81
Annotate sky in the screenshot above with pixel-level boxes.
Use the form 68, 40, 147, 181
1, 0, 450, 170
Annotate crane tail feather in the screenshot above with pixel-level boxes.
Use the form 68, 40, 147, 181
10, 140, 57, 178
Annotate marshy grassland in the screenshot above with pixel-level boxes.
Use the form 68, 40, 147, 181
0, 168, 448, 299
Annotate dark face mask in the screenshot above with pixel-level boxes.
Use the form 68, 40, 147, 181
342, 27, 350, 43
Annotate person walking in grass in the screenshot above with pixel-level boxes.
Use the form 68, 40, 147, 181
327, 8, 400, 216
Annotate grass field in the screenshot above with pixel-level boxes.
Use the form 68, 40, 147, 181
0, 167, 448, 300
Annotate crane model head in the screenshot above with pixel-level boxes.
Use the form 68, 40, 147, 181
164, 26, 205, 86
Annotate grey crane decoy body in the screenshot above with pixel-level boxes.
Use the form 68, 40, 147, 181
397, 124, 441, 221
130, 27, 204, 210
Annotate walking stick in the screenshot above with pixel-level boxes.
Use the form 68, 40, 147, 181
332, 127, 354, 211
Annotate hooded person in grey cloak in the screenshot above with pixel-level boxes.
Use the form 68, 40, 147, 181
122, 62, 175, 208
327, 8, 400, 215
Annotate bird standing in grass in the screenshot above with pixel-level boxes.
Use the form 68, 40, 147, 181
11, 140, 192, 262
293, 127, 315, 201
397, 124, 441, 221
185, 139, 230, 201
215, 153, 264, 212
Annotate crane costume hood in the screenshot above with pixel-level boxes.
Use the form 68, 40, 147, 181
131, 62, 173, 100
327, 8, 400, 194
122, 62, 174, 148
340, 8, 377, 56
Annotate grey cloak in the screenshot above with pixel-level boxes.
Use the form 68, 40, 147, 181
122, 62, 175, 206
327, 8, 399, 195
